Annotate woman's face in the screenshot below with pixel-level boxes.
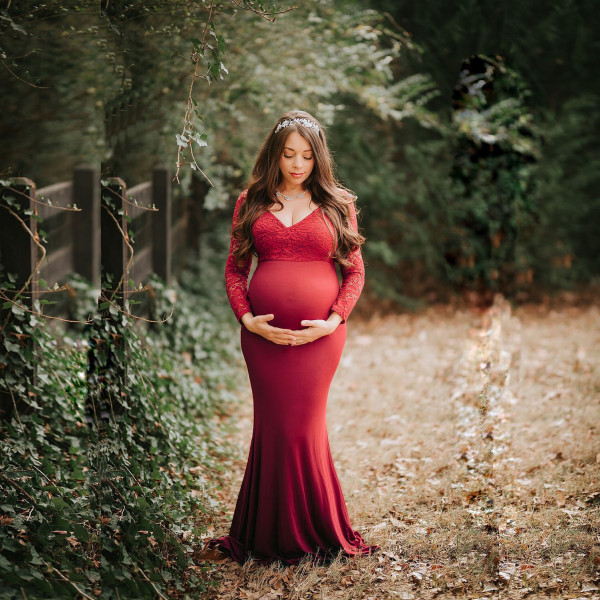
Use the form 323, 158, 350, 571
278, 130, 314, 189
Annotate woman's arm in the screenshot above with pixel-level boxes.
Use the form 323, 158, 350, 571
329, 198, 365, 324
224, 190, 254, 323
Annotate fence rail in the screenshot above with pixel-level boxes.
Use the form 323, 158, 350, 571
0, 165, 197, 418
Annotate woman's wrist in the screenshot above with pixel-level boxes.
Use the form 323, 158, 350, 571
327, 311, 343, 331
240, 312, 254, 328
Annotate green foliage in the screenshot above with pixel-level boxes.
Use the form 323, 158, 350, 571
0, 240, 242, 598
89, 0, 419, 201
355, 0, 600, 302
199, 0, 417, 188
331, 111, 454, 307
520, 94, 600, 288
367, 0, 600, 107
441, 55, 540, 295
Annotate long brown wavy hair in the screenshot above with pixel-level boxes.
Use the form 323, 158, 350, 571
231, 110, 365, 269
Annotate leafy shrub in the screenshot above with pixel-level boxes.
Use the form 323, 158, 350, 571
0, 231, 241, 599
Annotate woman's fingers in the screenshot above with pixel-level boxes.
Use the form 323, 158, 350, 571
251, 317, 327, 345
255, 318, 296, 335
269, 325, 296, 334
291, 332, 319, 345
255, 313, 274, 322
270, 336, 296, 345
262, 332, 317, 345
256, 324, 296, 337
255, 327, 296, 345
300, 319, 327, 327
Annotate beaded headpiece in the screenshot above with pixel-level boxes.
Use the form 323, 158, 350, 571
275, 117, 320, 135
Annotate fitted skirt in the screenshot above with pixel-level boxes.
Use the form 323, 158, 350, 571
207, 260, 378, 565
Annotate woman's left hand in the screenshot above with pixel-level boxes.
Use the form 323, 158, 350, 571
291, 313, 343, 345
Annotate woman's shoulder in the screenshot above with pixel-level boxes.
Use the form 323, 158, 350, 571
335, 186, 357, 202
231, 189, 250, 220
234, 188, 249, 208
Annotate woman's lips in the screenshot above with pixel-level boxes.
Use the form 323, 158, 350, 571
290, 173, 304, 178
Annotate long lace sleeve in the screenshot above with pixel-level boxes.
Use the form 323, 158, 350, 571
225, 190, 253, 323
330, 198, 365, 324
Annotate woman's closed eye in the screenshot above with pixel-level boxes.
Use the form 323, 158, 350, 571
284, 154, 313, 160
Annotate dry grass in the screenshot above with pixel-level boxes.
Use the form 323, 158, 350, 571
201, 296, 600, 599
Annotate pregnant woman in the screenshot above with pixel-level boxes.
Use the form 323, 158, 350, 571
202, 110, 379, 566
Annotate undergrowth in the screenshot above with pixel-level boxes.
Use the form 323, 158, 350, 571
0, 230, 240, 599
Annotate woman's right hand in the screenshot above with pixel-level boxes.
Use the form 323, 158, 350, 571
241, 313, 298, 345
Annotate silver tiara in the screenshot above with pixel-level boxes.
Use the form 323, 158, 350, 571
275, 117, 320, 135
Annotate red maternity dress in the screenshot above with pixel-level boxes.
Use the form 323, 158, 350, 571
205, 189, 379, 566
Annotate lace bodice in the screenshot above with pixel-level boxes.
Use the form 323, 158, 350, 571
224, 189, 365, 324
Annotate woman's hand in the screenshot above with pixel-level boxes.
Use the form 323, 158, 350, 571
291, 312, 343, 346
241, 313, 298, 345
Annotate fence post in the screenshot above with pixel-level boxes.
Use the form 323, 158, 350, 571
152, 165, 171, 284
0, 178, 39, 419
85, 178, 129, 426
101, 178, 129, 298
73, 165, 100, 287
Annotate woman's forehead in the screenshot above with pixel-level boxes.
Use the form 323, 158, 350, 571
283, 131, 313, 152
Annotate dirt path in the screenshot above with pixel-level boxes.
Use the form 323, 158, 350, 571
203, 297, 599, 599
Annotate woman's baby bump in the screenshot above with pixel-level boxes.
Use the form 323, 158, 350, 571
248, 260, 340, 330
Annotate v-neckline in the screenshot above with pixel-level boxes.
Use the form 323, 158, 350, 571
266, 206, 320, 230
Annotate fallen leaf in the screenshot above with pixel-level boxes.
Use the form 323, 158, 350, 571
390, 517, 406, 529
408, 571, 422, 584
498, 571, 511, 584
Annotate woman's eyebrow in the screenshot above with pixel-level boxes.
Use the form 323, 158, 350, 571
283, 146, 312, 153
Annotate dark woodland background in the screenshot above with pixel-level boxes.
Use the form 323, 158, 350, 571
0, 1, 598, 598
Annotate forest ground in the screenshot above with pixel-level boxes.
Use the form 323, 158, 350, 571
200, 295, 599, 600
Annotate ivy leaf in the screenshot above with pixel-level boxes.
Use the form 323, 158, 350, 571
5, 340, 20, 352
189, 37, 202, 52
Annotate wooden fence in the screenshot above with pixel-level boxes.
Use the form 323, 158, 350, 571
101, 169, 189, 318
0, 165, 196, 418
0, 165, 190, 314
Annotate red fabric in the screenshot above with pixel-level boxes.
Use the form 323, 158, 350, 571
209, 190, 378, 566
224, 189, 365, 324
